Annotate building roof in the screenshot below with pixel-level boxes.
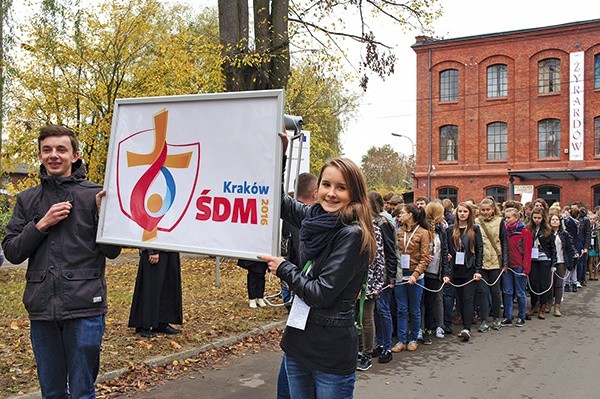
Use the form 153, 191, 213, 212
412, 18, 600, 48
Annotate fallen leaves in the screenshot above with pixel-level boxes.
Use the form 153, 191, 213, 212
0, 253, 285, 398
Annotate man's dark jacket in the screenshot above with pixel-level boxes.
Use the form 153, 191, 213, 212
2, 159, 121, 321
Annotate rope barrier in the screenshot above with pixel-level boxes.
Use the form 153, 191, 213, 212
264, 266, 571, 307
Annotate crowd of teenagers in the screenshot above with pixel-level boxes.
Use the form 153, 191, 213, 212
352, 194, 600, 372
260, 136, 599, 399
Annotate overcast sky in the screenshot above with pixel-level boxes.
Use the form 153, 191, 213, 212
13, 1, 600, 165
342, 0, 600, 164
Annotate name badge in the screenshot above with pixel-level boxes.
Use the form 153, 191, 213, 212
401, 254, 411, 269
287, 296, 310, 330
531, 247, 539, 259
455, 252, 465, 265
592, 238, 595, 246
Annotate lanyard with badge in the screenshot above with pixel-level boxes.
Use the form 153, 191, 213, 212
531, 227, 540, 259
401, 227, 418, 269
455, 228, 466, 265
286, 260, 313, 330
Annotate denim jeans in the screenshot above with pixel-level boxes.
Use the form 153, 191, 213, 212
502, 268, 527, 320
375, 288, 393, 350
479, 269, 502, 320
394, 281, 423, 344
30, 315, 105, 399
443, 284, 456, 328
284, 354, 355, 399
277, 356, 291, 399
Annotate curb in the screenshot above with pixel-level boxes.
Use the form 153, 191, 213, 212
8, 320, 286, 399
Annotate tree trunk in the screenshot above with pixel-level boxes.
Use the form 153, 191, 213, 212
218, 0, 249, 92
218, 0, 290, 91
269, 0, 289, 89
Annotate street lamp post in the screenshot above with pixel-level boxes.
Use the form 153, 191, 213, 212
390, 133, 415, 156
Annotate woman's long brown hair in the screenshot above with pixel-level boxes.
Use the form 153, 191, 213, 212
317, 158, 377, 263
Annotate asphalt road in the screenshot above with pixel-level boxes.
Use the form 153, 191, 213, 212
119, 281, 600, 399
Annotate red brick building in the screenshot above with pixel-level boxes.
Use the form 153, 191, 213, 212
411, 19, 600, 208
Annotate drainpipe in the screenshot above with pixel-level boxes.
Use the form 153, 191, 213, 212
427, 48, 433, 200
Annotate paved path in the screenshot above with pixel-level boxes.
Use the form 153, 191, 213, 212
117, 281, 600, 399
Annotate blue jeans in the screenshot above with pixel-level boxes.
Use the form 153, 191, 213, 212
394, 282, 423, 343
277, 356, 291, 399
502, 268, 527, 320
30, 315, 105, 399
284, 354, 355, 399
375, 288, 393, 350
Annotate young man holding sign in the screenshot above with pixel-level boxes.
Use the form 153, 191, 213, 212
2, 125, 121, 398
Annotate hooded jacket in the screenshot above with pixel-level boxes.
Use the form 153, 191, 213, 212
2, 159, 121, 321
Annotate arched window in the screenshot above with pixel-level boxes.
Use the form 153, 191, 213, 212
438, 187, 458, 206
538, 119, 560, 159
440, 69, 458, 101
487, 122, 507, 160
485, 186, 507, 204
487, 64, 507, 98
538, 58, 561, 94
440, 125, 458, 161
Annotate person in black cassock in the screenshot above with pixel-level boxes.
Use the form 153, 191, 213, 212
128, 249, 183, 338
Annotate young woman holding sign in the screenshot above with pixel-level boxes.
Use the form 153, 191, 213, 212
260, 153, 376, 399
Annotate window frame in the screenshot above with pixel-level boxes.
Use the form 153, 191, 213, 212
538, 118, 561, 159
538, 58, 561, 94
440, 125, 458, 162
440, 69, 459, 102
487, 64, 508, 98
438, 187, 458, 206
485, 186, 507, 204
487, 122, 508, 160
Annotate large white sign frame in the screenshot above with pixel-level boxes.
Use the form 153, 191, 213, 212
97, 90, 284, 259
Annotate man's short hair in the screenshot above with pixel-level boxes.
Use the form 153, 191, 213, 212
415, 196, 429, 204
38, 125, 79, 153
296, 172, 317, 200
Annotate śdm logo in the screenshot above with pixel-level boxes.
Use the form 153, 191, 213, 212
117, 109, 200, 241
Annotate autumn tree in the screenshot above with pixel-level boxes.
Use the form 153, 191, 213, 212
361, 144, 414, 192
285, 58, 359, 173
4, 0, 223, 185
218, 0, 441, 91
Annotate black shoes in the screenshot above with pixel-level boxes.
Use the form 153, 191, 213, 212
137, 328, 157, 338
136, 324, 181, 337
378, 349, 393, 364
155, 324, 182, 334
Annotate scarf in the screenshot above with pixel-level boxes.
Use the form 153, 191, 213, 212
299, 203, 346, 260
505, 220, 524, 236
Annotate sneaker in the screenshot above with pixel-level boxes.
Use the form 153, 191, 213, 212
443, 325, 453, 335
378, 349, 393, 364
572, 284, 578, 292
392, 342, 406, 353
422, 330, 433, 345
249, 299, 257, 308
576, 281, 582, 288
477, 321, 490, 333
417, 329, 423, 342
137, 328, 156, 338
435, 327, 445, 339
256, 298, 267, 307
371, 346, 384, 358
491, 319, 502, 330
407, 340, 418, 351
356, 354, 372, 371
501, 318, 513, 327
515, 318, 525, 327
564, 284, 572, 292
458, 329, 471, 342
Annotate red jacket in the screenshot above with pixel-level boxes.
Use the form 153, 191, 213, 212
506, 222, 533, 275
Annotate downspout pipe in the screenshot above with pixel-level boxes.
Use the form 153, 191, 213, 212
427, 48, 432, 200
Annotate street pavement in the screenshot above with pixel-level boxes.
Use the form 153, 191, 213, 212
117, 280, 600, 399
